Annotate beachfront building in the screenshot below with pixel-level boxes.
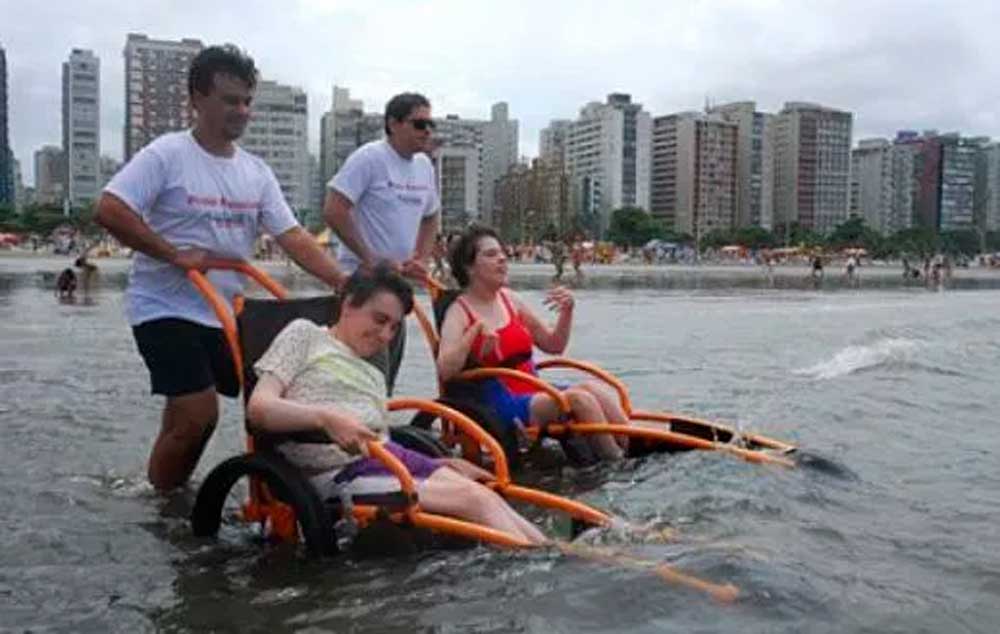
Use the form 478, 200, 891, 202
850, 139, 895, 234
707, 101, 775, 230
318, 86, 382, 186
62, 49, 101, 207
123, 33, 203, 160
34, 145, 65, 206
650, 111, 738, 238
564, 93, 651, 236
494, 158, 571, 242
433, 103, 519, 226
893, 130, 980, 231
240, 79, 310, 212
431, 144, 479, 233
773, 102, 853, 235
539, 119, 572, 168
0, 43, 13, 207
976, 142, 1000, 231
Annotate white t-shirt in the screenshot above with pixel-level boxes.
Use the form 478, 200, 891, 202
104, 130, 299, 327
253, 319, 389, 473
329, 139, 439, 272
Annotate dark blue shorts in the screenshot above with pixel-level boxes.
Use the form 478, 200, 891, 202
482, 379, 534, 429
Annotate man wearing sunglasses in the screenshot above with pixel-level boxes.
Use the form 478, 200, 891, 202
324, 92, 441, 394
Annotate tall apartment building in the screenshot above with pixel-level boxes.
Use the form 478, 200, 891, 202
565, 94, 651, 235
650, 111, 738, 237
432, 145, 479, 233
318, 86, 382, 186
539, 119, 572, 168
850, 139, 894, 233
12, 157, 24, 211
938, 135, 978, 230
99, 155, 121, 187
62, 49, 100, 206
240, 80, 310, 212
893, 130, 979, 231
773, 102, 852, 234
707, 101, 774, 229
433, 103, 518, 226
495, 158, 570, 241
0, 43, 13, 207
123, 34, 203, 160
976, 142, 1000, 231
34, 145, 66, 206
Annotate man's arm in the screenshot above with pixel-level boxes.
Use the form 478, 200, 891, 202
274, 226, 345, 289
94, 192, 184, 265
323, 189, 374, 268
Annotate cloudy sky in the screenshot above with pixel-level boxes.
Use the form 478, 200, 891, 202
3, 0, 1000, 182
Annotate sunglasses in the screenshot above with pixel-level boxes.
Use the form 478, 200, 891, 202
408, 118, 436, 131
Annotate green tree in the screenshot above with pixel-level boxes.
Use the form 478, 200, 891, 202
890, 227, 938, 258
605, 207, 664, 246
698, 228, 731, 251
731, 226, 775, 249
0, 204, 17, 231
939, 229, 980, 257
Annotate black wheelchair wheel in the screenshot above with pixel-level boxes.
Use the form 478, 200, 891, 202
191, 452, 335, 556
407, 397, 519, 469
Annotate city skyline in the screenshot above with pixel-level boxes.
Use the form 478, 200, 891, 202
3, 0, 1000, 184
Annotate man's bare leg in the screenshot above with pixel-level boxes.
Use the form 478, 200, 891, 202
148, 387, 219, 491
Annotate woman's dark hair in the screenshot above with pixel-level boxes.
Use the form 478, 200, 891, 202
384, 92, 430, 135
342, 261, 414, 315
448, 225, 502, 288
188, 44, 258, 98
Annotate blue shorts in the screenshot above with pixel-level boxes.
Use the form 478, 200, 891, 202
482, 379, 534, 429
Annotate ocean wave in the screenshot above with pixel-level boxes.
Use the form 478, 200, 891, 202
795, 338, 921, 380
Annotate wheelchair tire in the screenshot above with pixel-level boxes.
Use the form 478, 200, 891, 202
191, 452, 335, 556
407, 397, 519, 469
389, 425, 450, 458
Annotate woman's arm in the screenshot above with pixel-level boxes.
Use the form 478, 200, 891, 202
514, 288, 574, 354
247, 373, 377, 454
436, 303, 491, 382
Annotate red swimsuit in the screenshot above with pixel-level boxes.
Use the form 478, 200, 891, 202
456, 290, 538, 395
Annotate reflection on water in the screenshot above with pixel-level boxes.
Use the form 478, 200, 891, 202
2, 255, 1000, 632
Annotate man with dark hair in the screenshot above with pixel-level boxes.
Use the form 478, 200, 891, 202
95, 44, 345, 492
323, 91, 440, 393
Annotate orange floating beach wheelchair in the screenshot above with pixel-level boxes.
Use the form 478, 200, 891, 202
403, 277, 798, 471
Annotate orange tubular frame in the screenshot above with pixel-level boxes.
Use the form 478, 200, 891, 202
187, 261, 613, 548
185, 261, 742, 598
417, 275, 796, 467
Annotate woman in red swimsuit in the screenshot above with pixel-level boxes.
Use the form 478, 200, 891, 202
437, 226, 629, 460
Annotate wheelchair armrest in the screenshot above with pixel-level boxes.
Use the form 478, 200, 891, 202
534, 357, 633, 414
453, 368, 571, 415
387, 397, 513, 486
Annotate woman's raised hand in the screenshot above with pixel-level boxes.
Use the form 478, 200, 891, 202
471, 319, 500, 358
543, 286, 575, 313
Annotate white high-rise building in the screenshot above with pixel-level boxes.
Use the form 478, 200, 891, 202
62, 49, 100, 207
564, 94, 651, 235
651, 111, 738, 237
480, 102, 518, 226
432, 145, 479, 232
707, 101, 774, 229
774, 102, 852, 234
241, 80, 310, 212
434, 102, 518, 226
850, 139, 894, 233
123, 34, 203, 160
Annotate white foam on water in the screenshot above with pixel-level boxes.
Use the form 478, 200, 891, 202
795, 337, 921, 380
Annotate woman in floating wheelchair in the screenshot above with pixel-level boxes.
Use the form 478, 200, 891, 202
247, 263, 546, 545
437, 226, 631, 460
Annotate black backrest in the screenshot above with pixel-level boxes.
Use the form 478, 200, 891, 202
431, 288, 463, 333
237, 294, 341, 448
